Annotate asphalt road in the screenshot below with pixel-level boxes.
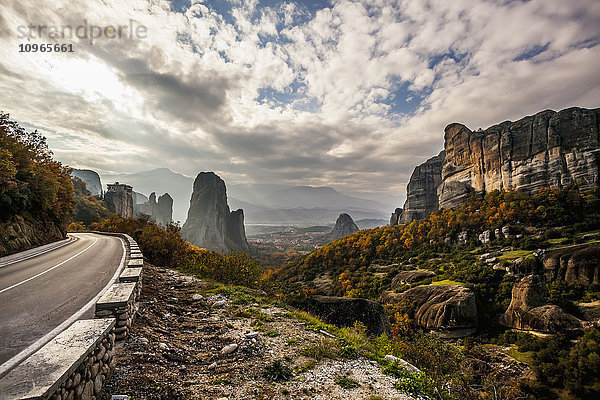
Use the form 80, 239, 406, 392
0, 232, 124, 366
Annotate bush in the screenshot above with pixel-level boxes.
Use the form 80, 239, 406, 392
263, 360, 293, 382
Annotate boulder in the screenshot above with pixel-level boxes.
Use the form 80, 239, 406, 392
390, 270, 436, 288
379, 285, 477, 331
500, 275, 584, 334
298, 295, 391, 336
543, 242, 600, 285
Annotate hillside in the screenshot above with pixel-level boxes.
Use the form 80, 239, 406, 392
0, 114, 73, 256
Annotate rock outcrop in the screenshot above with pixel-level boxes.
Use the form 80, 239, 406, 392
397, 107, 600, 220
400, 151, 445, 222
135, 192, 173, 226
390, 207, 403, 226
379, 285, 477, 331
500, 275, 584, 335
326, 213, 359, 241
72, 169, 102, 196
297, 295, 391, 336
390, 270, 436, 288
543, 242, 600, 285
104, 182, 134, 218
181, 172, 249, 252
0, 214, 65, 257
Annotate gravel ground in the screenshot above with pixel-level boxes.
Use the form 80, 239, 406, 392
102, 263, 416, 400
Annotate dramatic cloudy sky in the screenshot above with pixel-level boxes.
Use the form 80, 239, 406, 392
1, 0, 599, 202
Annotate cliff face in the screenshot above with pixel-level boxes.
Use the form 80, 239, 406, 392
397, 107, 600, 220
400, 151, 445, 223
135, 192, 173, 227
181, 172, 249, 252
72, 169, 102, 196
0, 214, 64, 257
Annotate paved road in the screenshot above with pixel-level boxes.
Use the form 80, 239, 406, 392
0, 233, 124, 366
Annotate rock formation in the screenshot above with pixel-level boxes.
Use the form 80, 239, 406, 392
104, 182, 134, 218
397, 107, 600, 221
135, 192, 173, 226
72, 169, 102, 196
379, 285, 477, 331
543, 242, 600, 285
0, 214, 64, 257
390, 270, 436, 288
297, 295, 391, 336
400, 151, 445, 223
326, 213, 359, 241
500, 275, 584, 335
390, 207, 403, 226
181, 172, 249, 252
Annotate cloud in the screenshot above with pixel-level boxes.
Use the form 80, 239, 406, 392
0, 0, 598, 206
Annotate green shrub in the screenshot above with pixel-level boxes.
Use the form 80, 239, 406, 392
335, 376, 359, 389
263, 360, 293, 382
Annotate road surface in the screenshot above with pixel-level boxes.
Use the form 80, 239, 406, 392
0, 232, 124, 368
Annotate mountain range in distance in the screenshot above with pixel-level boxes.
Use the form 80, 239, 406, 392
101, 168, 395, 227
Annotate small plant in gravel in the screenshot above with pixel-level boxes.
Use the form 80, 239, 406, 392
335, 376, 360, 389
384, 363, 431, 398
265, 330, 280, 337
211, 377, 230, 385
297, 360, 316, 373
300, 339, 339, 360
286, 339, 299, 346
263, 360, 293, 382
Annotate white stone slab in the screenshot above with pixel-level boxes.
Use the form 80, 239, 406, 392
0, 319, 115, 399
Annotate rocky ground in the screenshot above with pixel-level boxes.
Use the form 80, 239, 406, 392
102, 263, 416, 400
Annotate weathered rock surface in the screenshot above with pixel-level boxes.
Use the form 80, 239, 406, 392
543, 242, 600, 285
397, 107, 600, 220
0, 214, 64, 257
390, 270, 436, 288
105, 182, 134, 218
135, 192, 173, 226
390, 207, 403, 226
181, 172, 249, 252
401, 151, 445, 222
500, 275, 584, 334
72, 169, 102, 196
326, 213, 359, 241
439, 107, 600, 209
379, 285, 477, 331
297, 295, 391, 336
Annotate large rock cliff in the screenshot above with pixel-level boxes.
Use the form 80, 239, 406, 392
135, 192, 173, 227
72, 169, 102, 196
399, 151, 445, 223
396, 107, 600, 221
0, 214, 65, 257
326, 213, 359, 241
181, 172, 249, 252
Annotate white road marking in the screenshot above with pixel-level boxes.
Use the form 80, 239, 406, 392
0, 234, 127, 378
0, 238, 98, 294
0, 237, 76, 268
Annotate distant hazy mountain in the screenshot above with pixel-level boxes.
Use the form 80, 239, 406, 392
265, 186, 387, 211
102, 168, 390, 226
102, 168, 193, 223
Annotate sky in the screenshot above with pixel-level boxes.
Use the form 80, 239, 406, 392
0, 0, 599, 203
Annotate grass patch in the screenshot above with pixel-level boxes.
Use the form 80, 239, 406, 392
335, 376, 359, 389
498, 250, 534, 261
211, 377, 230, 385
504, 346, 534, 365
265, 330, 280, 337
430, 279, 464, 286
297, 360, 316, 373
301, 339, 339, 360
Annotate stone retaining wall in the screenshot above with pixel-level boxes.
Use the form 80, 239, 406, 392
0, 233, 143, 400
